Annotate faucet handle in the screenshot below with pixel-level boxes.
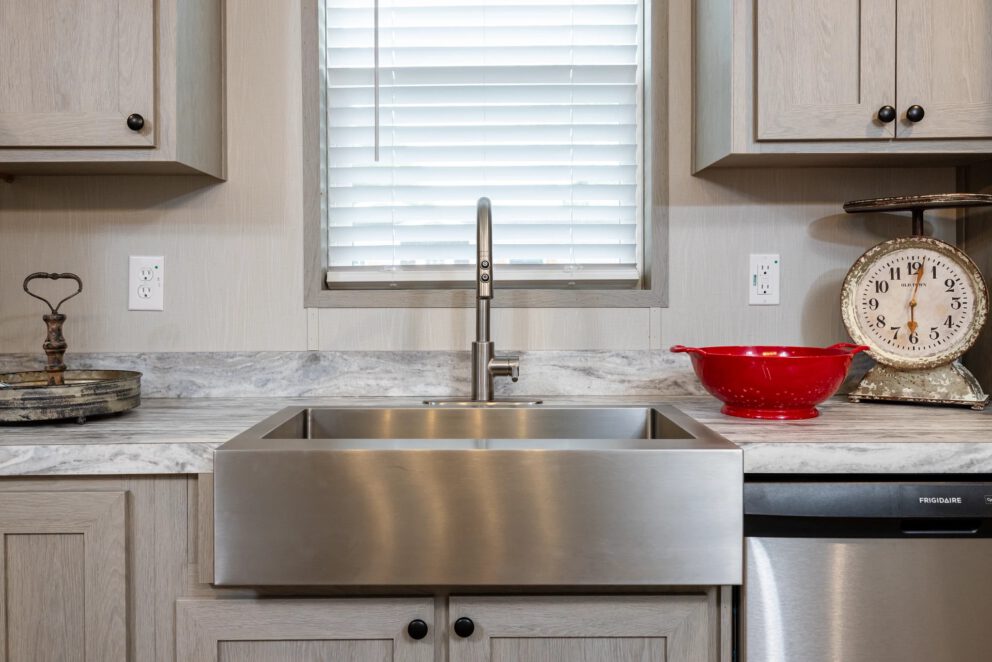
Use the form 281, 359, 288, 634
490, 356, 520, 382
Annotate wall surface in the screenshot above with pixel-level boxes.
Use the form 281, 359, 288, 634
0, 0, 956, 356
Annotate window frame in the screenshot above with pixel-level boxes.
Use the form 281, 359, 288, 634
302, 0, 668, 308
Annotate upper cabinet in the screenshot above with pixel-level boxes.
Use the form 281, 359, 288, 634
756, 0, 896, 141
695, 0, 992, 170
0, 0, 225, 177
0, 0, 155, 149
897, 0, 992, 139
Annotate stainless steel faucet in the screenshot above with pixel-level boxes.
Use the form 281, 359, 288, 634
471, 198, 520, 401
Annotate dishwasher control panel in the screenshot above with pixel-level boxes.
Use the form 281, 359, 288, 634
745, 481, 992, 519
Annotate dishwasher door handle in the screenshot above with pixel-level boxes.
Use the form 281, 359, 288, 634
900, 518, 982, 536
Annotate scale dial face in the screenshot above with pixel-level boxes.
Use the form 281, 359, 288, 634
841, 237, 988, 369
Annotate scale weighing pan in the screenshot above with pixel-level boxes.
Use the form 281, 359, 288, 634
0, 273, 141, 424
844, 193, 992, 235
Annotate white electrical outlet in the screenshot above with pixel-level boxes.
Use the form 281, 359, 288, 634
129, 256, 165, 311
749, 253, 780, 305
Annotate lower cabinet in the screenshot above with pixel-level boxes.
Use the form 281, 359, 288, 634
176, 598, 435, 662
177, 595, 711, 662
0, 490, 127, 662
448, 596, 709, 662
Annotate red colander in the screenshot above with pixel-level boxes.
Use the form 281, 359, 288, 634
670, 343, 869, 420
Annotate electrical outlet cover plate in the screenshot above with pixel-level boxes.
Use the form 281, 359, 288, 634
749, 253, 780, 305
128, 256, 164, 311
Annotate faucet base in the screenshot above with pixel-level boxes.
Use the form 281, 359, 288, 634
471, 341, 495, 401
423, 399, 544, 407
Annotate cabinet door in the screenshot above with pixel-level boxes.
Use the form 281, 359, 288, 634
448, 596, 709, 662
897, 0, 992, 138
177, 598, 435, 662
756, 0, 896, 140
0, 0, 154, 147
0, 491, 127, 662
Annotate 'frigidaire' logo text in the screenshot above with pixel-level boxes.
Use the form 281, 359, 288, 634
919, 497, 962, 504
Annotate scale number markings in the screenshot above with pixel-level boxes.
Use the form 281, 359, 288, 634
857, 249, 975, 359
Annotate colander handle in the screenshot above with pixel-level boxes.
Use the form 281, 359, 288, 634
826, 343, 870, 354
670, 345, 707, 355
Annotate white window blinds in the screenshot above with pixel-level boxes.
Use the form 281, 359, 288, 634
322, 0, 644, 286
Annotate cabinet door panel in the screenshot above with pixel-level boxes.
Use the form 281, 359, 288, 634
177, 598, 434, 662
0, 491, 127, 662
448, 596, 708, 662
491, 637, 665, 662
0, 0, 154, 147
219, 640, 393, 662
756, 0, 896, 140
897, 0, 992, 138
6, 534, 86, 662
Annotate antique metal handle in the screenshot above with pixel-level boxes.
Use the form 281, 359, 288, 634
906, 105, 925, 122
126, 113, 145, 131
22, 272, 83, 386
877, 105, 896, 123
23, 272, 82, 314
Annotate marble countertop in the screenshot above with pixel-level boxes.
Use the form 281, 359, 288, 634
0, 396, 989, 476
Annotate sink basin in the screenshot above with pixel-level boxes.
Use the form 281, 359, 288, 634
214, 404, 742, 587
258, 405, 694, 447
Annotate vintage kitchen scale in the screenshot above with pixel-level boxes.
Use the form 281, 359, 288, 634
0, 272, 141, 423
841, 194, 991, 409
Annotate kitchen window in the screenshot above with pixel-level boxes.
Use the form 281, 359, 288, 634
303, 0, 666, 307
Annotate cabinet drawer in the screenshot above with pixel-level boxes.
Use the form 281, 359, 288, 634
176, 598, 435, 662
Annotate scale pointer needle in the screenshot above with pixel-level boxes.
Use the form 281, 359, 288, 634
907, 258, 925, 335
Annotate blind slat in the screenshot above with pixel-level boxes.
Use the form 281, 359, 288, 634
328, 125, 638, 147
327, 64, 637, 86
328, 165, 638, 187
328, 84, 637, 106
328, 105, 639, 127
327, 204, 636, 225
328, 144, 637, 165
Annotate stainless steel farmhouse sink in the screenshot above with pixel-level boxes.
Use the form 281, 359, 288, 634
213, 405, 742, 587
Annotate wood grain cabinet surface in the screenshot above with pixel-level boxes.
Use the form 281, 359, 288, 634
695, 0, 992, 169
176, 598, 436, 662
0, 0, 224, 177
0, 490, 127, 662
896, 0, 992, 140
755, 0, 897, 141
176, 595, 714, 662
448, 595, 710, 662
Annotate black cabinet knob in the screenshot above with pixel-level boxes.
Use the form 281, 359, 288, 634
453, 617, 475, 638
877, 105, 896, 123
906, 105, 926, 122
126, 114, 145, 131
407, 619, 429, 640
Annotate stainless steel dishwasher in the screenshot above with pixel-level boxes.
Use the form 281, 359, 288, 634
742, 480, 992, 662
